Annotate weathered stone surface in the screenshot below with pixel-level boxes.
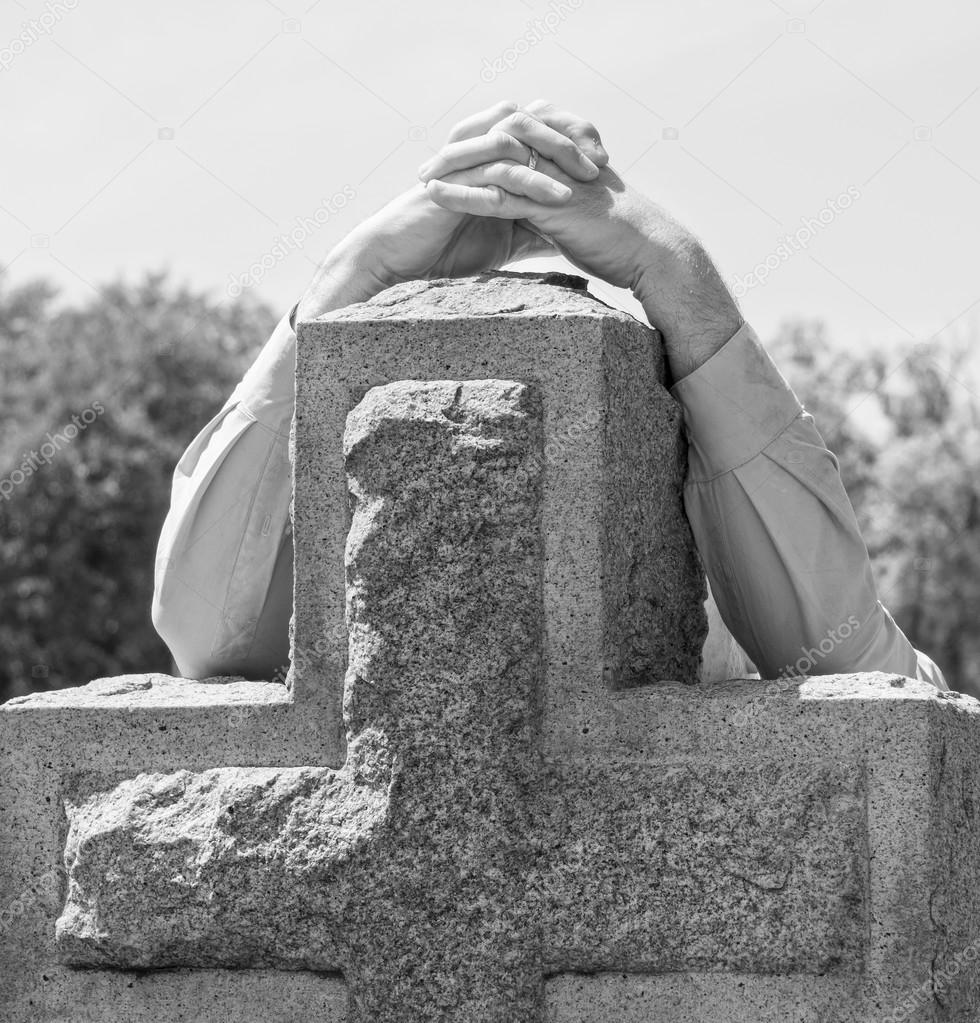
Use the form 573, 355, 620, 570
544, 972, 856, 1022
60, 378, 545, 1017
11, 673, 980, 1021
27, 969, 348, 1023
3, 672, 288, 708
56, 757, 867, 970
56, 380, 867, 1019
324, 271, 591, 320
4, 273, 980, 1023
904, 689, 980, 1018
293, 272, 708, 760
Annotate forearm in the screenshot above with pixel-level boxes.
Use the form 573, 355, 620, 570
296, 230, 390, 322
633, 231, 743, 383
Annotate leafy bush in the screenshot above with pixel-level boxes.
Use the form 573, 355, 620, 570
2, 278, 977, 700
0, 274, 275, 701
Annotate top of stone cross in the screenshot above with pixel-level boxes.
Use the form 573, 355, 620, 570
5, 271, 980, 1023
318, 271, 637, 323
292, 269, 699, 714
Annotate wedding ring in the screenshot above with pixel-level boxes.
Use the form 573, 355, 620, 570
527, 147, 539, 172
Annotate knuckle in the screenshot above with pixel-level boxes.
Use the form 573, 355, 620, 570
503, 110, 536, 133
488, 129, 519, 156
484, 185, 507, 208
555, 135, 579, 156
446, 120, 471, 142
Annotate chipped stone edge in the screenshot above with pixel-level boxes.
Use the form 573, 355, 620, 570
1, 673, 291, 711
313, 271, 641, 324
604, 672, 980, 709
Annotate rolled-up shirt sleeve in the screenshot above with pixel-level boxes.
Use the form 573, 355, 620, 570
151, 312, 296, 680
671, 321, 948, 690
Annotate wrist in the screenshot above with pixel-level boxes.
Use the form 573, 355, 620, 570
633, 236, 742, 381
295, 232, 389, 322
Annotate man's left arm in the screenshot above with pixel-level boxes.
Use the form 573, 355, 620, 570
421, 112, 948, 688
670, 318, 948, 688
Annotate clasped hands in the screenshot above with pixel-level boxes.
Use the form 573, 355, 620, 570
300, 99, 741, 379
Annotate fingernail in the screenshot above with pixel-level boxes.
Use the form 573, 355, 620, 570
580, 153, 599, 177
549, 181, 572, 199
417, 162, 432, 181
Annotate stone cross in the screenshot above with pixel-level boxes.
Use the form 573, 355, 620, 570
2, 273, 980, 1023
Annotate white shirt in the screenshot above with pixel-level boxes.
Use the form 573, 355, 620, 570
151, 310, 948, 691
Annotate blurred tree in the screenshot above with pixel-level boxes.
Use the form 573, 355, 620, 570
2, 282, 977, 702
0, 274, 276, 703
771, 320, 980, 698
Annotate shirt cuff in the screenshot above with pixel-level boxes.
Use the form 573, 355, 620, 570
669, 321, 804, 481
224, 310, 297, 437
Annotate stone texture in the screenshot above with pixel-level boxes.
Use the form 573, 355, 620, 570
50, 372, 980, 1021
3, 273, 980, 1022
2, 672, 289, 709
0, 671, 338, 1023
544, 973, 858, 1022
292, 271, 708, 764
56, 379, 865, 1019
26, 970, 348, 1023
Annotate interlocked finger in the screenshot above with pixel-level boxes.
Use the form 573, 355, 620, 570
424, 178, 539, 220
419, 131, 534, 183
445, 100, 521, 143
522, 98, 608, 166
440, 160, 572, 204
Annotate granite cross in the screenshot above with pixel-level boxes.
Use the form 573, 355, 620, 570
3, 273, 979, 1023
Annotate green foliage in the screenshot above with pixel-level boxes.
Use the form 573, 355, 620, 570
0, 274, 276, 702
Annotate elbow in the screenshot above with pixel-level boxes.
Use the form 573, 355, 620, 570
151, 578, 216, 681
152, 577, 276, 681
791, 605, 919, 680
151, 589, 191, 679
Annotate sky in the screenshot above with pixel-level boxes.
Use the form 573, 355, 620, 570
2, 0, 980, 353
